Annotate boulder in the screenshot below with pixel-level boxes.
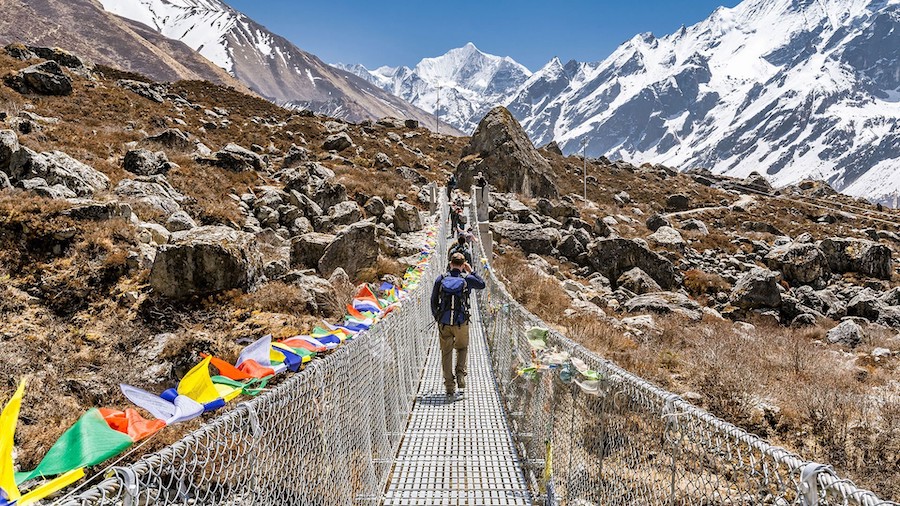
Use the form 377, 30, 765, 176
826, 320, 864, 348
117, 79, 164, 103
124, 149, 172, 176
374, 152, 393, 169
211, 143, 264, 172
491, 220, 557, 255
8, 61, 72, 95
4, 43, 37, 60
395, 166, 427, 184
310, 181, 347, 211
329, 201, 361, 226
743, 171, 774, 193
9, 148, 109, 197
115, 176, 185, 214
0, 129, 20, 170
19, 177, 75, 199
282, 144, 310, 167
819, 237, 892, 280
648, 226, 685, 250
880, 287, 900, 306
666, 194, 690, 211
587, 238, 680, 289
645, 213, 669, 232
318, 221, 378, 279
791, 314, 818, 327
541, 141, 563, 156
764, 242, 828, 286
291, 232, 335, 268
558, 234, 586, 261
150, 226, 262, 299
364, 196, 386, 217
145, 129, 192, 150
616, 267, 662, 295
64, 200, 132, 221
730, 268, 782, 310
394, 202, 423, 233
322, 132, 353, 151
681, 219, 709, 235
456, 106, 557, 198
846, 289, 884, 321
281, 272, 341, 317
404, 119, 419, 129
165, 210, 197, 232
624, 292, 703, 321
0, 171, 10, 190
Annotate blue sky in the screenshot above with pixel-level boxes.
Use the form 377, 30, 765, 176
226, 1, 741, 71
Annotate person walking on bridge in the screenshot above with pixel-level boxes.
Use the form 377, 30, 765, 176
431, 253, 485, 396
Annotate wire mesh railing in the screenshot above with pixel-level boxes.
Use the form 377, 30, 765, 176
467, 187, 896, 506
56, 193, 448, 506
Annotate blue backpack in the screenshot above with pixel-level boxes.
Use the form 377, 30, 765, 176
435, 273, 469, 324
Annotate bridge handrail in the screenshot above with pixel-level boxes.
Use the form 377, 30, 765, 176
467, 186, 894, 506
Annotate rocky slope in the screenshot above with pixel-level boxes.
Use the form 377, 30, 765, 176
0, 45, 465, 469
0, 0, 247, 89
336, 43, 532, 134
93, 0, 443, 126
460, 107, 899, 499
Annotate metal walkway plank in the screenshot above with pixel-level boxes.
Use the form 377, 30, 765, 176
384, 298, 533, 506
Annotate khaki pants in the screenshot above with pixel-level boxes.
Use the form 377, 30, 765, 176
438, 323, 469, 392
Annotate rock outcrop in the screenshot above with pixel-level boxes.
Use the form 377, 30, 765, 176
150, 226, 262, 299
456, 106, 557, 198
587, 238, 680, 289
819, 237, 892, 280
318, 221, 378, 279
730, 268, 782, 310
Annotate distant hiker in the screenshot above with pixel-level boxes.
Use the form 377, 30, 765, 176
449, 205, 461, 238
448, 234, 474, 268
431, 252, 486, 396
447, 174, 457, 200
475, 171, 487, 189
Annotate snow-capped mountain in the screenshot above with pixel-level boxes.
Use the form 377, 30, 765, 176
345, 0, 898, 204
95, 0, 437, 125
511, 0, 900, 204
336, 43, 532, 134
0, 0, 245, 88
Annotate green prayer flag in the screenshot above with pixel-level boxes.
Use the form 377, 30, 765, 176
15, 409, 132, 484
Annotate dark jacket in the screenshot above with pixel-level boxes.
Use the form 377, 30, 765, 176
448, 243, 474, 267
430, 269, 486, 325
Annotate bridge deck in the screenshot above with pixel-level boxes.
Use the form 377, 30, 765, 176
384, 299, 532, 505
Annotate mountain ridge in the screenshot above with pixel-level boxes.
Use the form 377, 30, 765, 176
341, 0, 900, 204
91, 0, 444, 127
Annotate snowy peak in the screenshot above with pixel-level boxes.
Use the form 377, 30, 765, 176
504, 0, 899, 204
338, 44, 532, 133
413, 42, 531, 94
96, 0, 438, 125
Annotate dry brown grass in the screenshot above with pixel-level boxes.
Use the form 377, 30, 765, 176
493, 249, 571, 318
493, 243, 899, 498
233, 282, 314, 315
683, 269, 731, 296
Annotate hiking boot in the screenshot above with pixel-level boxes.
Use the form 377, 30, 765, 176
445, 388, 455, 397
456, 375, 466, 390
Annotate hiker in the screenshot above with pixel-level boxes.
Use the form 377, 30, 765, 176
431, 253, 485, 396
449, 205, 460, 238
475, 171, 487, 190
448, 234, 474, 269
447, 174, 457, 200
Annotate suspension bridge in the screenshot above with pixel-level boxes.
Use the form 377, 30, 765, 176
58, 189, 894, 506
